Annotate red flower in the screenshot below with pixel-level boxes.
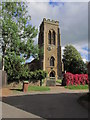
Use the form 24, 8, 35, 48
64, 72, 89, 86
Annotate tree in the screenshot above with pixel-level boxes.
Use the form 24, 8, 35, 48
35, 70, 47, 86
1, 2, 38, 70
39, 46, 44, 59
5, 52, 24, 82
69, 58, 87, 74
5, 51, 31, 83
29, 70, 47, 86
20, 65, 29, 81
63, 45, 83, 73
2, 18, 20, 70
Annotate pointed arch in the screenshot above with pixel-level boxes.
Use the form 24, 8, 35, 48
50, 70, 55, 77
48, 30, 51, 44
50, 56, 55, 66
53, 30, 55, 45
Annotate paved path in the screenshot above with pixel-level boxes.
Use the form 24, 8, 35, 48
2, 102, 41, 118
2, 92, 88, 119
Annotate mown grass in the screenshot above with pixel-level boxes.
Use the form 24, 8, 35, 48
56, 79, 62, 84
65, 85, 89, 90
11, 82, 50, 93
28, 86, 50, 91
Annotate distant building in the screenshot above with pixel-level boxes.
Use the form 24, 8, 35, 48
27, 18, 62, 80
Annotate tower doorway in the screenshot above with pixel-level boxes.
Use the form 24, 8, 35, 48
50, 71, 55, 77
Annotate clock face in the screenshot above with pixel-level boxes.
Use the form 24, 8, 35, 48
47, 46, 51, 51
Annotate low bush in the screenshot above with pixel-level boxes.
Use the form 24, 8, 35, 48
63, 72, 89, 86
29, 70, 47, 86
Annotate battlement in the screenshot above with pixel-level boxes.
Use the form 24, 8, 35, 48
43, 18, 59, 25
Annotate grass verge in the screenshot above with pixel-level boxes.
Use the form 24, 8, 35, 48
65, 85, 88, 90
28, 86, 50, 91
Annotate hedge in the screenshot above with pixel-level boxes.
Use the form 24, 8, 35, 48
63, 72, 89, 86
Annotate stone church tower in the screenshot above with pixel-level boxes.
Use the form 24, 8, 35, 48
38, 18, 62, 80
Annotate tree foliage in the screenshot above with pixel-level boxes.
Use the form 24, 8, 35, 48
5, 52, 24, 82
39, 46, 44, 59
0, 2, 40, 82
5, 51, 32, 83
1, 2, 38, 70
30, 70, 47, 86
63, 45, 87, 74
70, 58, 87, 74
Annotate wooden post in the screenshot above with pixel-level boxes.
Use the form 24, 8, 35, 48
23, 81, 29, 92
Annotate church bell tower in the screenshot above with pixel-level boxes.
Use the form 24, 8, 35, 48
38, 18, 62, 80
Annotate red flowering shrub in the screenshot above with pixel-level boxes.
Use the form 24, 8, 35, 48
63, 72, 89, 86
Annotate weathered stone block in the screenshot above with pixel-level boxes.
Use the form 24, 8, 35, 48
46, 80, 56, 86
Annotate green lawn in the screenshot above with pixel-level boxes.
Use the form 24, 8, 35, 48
28, 86, 50, 91
56, 79, 62, 84
11, 83, 50, 93
65, 85, 89, 90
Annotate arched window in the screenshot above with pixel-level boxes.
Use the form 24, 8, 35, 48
53, 31, 55, 45
48, 31, 51, 44
50, 71, 55, 77
50, 56, 55, 66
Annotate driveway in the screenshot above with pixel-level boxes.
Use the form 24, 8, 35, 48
2, 92, 88, 119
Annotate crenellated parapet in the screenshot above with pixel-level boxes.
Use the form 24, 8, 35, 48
43, 18, 59, 25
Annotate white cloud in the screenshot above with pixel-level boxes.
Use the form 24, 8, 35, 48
83, 58, 87, 63
27, 2, 88, 60
61, 46, 65, 58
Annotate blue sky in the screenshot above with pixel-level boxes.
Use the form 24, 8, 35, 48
26, 1, 88, 63
49, 1, 64, 7
25, 56, 34, 63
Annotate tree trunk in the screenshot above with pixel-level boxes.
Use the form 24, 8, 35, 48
2, 55, 4, 71
40, 80, 42, 86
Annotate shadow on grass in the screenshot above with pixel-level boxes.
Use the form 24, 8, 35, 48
2, 92, 89, 119
10, 88, 23, 92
